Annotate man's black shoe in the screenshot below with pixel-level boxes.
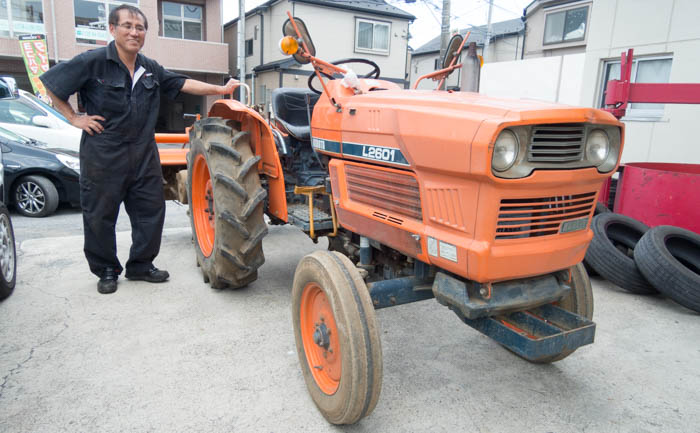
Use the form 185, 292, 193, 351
97, 268, 118, 294
125, 266, 169, 283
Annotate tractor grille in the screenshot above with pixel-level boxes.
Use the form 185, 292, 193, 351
345, 164, 422, 221
495, 192, 596, 240
528, 123, 585, 163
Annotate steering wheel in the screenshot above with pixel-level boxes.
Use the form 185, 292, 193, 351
308, 58, 381, 94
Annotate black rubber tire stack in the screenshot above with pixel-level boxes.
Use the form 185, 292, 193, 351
634, 226, 700, 313
584, 213, 656, 294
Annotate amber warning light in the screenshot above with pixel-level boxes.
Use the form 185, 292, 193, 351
279, 36, 299, 55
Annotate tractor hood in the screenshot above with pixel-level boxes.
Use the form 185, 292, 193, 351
347, 89, 616, 124
309, 86, 619, 176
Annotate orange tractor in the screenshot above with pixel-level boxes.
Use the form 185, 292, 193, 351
157, 13, 623, 425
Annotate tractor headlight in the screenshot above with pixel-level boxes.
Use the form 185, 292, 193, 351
586, 129, 610, 166
492, 129, 519, 172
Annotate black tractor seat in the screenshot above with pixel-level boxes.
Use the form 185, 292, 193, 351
270, 88, 319, 141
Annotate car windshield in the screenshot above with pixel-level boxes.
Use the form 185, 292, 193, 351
24, 92, 68, 122
0, 126, 34, 145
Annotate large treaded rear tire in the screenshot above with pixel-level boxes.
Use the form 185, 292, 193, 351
634, 226, 700, 313
187, 117, 267, 289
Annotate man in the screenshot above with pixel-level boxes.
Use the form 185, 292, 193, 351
40, 5, 238, 294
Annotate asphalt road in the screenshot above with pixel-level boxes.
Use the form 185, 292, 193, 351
1, 202, 699, 432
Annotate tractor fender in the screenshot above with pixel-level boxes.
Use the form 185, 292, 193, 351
208, 99, 288, 223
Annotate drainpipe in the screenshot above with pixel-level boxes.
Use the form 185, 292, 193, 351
50, 0, 59, 62
520, 9, 526, 60
259, 12, 264, 69
238, 0, 246, 103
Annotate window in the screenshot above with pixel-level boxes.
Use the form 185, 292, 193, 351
0, 0, 45, 38
163, 1, 202, 41
355, 18, 390, 54
600, 56, 673, 119
74, 0, 138, 45
245, 39, 253, 57
0, 97, 45, 125
543, 5, 589, 45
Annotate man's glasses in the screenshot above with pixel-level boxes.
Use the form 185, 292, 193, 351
117, 23, 147, 33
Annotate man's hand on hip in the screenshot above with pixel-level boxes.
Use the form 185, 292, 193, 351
71, 114, 105, 135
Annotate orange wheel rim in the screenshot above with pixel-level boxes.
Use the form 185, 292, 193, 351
300, 282, 341, 394
192, 154, 215, 257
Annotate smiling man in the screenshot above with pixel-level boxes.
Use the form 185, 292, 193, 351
40, 4, 238, 294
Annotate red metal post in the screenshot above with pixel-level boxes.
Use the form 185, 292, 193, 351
603, 48, 700, 118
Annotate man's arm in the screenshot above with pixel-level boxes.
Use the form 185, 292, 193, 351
180, 78, 239, 96
46, 89, 105, 136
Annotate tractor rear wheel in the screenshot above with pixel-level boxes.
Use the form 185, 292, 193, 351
529, 262, 594, 364
187, 117, 267, 289
292, 251, 383, 425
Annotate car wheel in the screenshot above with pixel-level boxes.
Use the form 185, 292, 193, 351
0, 203, 17, 301
14, 175, 59, 217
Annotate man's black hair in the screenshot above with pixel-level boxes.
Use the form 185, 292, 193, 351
108, 4, 149, 30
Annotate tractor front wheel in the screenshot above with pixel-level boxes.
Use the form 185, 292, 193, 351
187, 117, 267, 289
292, 251, 383, 425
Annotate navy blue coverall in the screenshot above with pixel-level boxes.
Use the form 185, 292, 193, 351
40, 41, 187, 278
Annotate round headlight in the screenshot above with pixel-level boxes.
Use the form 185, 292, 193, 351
492, 129, 519, 172
586, 129, 610, 166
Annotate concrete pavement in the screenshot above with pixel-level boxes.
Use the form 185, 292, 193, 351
1, 203, 699, 432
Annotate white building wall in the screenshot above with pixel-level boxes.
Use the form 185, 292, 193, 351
479, 54, 585, 104
409, 35, 523, 90
479, 0, 700, 164
579, 0, 700, 164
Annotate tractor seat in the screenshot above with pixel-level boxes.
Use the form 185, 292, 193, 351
270, 88, 319, 141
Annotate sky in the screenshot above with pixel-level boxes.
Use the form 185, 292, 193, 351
224, 0, 533, 50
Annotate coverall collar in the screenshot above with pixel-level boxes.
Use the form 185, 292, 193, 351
106, 40, 144, 73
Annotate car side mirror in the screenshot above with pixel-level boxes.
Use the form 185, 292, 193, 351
1, 143, 11, 153
0, 77, 19, 99
32, 115, 51, 128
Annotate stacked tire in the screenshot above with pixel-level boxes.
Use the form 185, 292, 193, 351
584, 212, 700, 313
635, 226, 700, 313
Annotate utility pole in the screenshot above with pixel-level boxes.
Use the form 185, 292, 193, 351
237, 0, 246, 103
438, 0, 451, 64
482, 0, 493, 62
438, 0, 451, 89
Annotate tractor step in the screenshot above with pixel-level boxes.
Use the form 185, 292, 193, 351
287, 203, 334, 232
461, 304, 596, 362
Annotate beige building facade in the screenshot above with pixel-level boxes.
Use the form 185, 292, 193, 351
225, 0, 414, 111
0, 0, 228, 132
